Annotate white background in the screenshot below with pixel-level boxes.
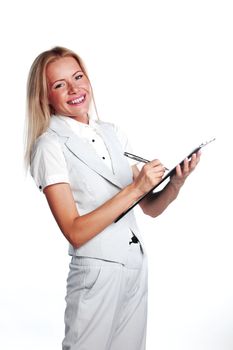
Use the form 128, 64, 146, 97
0, 0, 232, 349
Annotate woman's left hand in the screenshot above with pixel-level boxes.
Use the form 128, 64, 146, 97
170, 150, 201, 190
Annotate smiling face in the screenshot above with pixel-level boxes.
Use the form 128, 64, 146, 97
46, 56, 92, 123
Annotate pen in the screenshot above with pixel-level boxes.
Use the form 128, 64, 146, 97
124, 152, 169, 171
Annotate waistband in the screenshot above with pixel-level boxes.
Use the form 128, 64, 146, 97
70, 242, 144, 269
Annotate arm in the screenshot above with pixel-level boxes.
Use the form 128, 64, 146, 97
44, 159, 165, 248
136, 152, 201, 218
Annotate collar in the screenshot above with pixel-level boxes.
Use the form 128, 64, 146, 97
48, 115, 126, 189
56, 114, 98, 137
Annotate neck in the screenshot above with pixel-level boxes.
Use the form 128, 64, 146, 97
70, 113, 89, 124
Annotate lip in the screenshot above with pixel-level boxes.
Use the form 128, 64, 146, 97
67, 93, 86, 106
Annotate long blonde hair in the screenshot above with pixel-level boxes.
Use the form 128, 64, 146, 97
24, 46, 98, 169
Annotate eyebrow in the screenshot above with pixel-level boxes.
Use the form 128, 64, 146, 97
51, 70, 83, 86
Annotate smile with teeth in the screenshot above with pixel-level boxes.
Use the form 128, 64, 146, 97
67, 95, 86, 105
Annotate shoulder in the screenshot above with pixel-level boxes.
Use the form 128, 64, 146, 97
31, 130, 61, 156
30, 130, 69, 191
30, 130, 66, 172
33, 129, 60, 148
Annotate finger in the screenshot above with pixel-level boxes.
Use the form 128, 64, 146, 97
143, 164, 165, 176
157, 169, 166, 176
196, 150, 201, 162
149, 159, 162, 167
148, 168, 166, 179
144, 171, 165, 187
176, 164, 182, 177
143, 159, 161, 171
190, 153, 197, 170
150, 164, 166, 172
182, 158, 189, 174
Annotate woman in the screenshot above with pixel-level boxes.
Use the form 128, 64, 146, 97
25, 46, 200, 350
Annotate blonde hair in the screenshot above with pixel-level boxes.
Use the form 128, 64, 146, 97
24, 46, 98, 169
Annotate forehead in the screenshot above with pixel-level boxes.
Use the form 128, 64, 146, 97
46, 56, 82, 82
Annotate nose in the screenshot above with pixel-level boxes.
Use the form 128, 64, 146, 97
68, 81, 79, 94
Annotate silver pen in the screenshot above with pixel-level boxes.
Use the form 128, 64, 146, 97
124, 152, 169, 171
124, 138, 216, 171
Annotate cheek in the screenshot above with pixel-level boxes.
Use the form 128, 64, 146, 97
83, 79, 91, 92
86, 84, 92, 99
49, 92, 63, 108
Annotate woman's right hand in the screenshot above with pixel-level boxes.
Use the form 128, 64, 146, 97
132, 159, 166, 197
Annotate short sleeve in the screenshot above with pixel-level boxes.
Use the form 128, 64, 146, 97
113, 124, 139, 167
30, 132, 70, 192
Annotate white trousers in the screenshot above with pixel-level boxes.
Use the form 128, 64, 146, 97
62, 242, 148, 350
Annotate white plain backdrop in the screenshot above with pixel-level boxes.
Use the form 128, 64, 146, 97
0, 0, 232, 349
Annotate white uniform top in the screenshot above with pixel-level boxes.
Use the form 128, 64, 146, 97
30, 115, 137, 192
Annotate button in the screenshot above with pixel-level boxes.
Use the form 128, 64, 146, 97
39, 185, 42, 190
129, 235, 139, 245
102, 156, 105, 159
92, 139, 95, 142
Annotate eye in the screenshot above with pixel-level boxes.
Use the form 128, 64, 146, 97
75, 74, 83, 80
54, 82, 65, 89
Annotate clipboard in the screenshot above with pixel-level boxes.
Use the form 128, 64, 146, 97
115, 138, 215, 223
